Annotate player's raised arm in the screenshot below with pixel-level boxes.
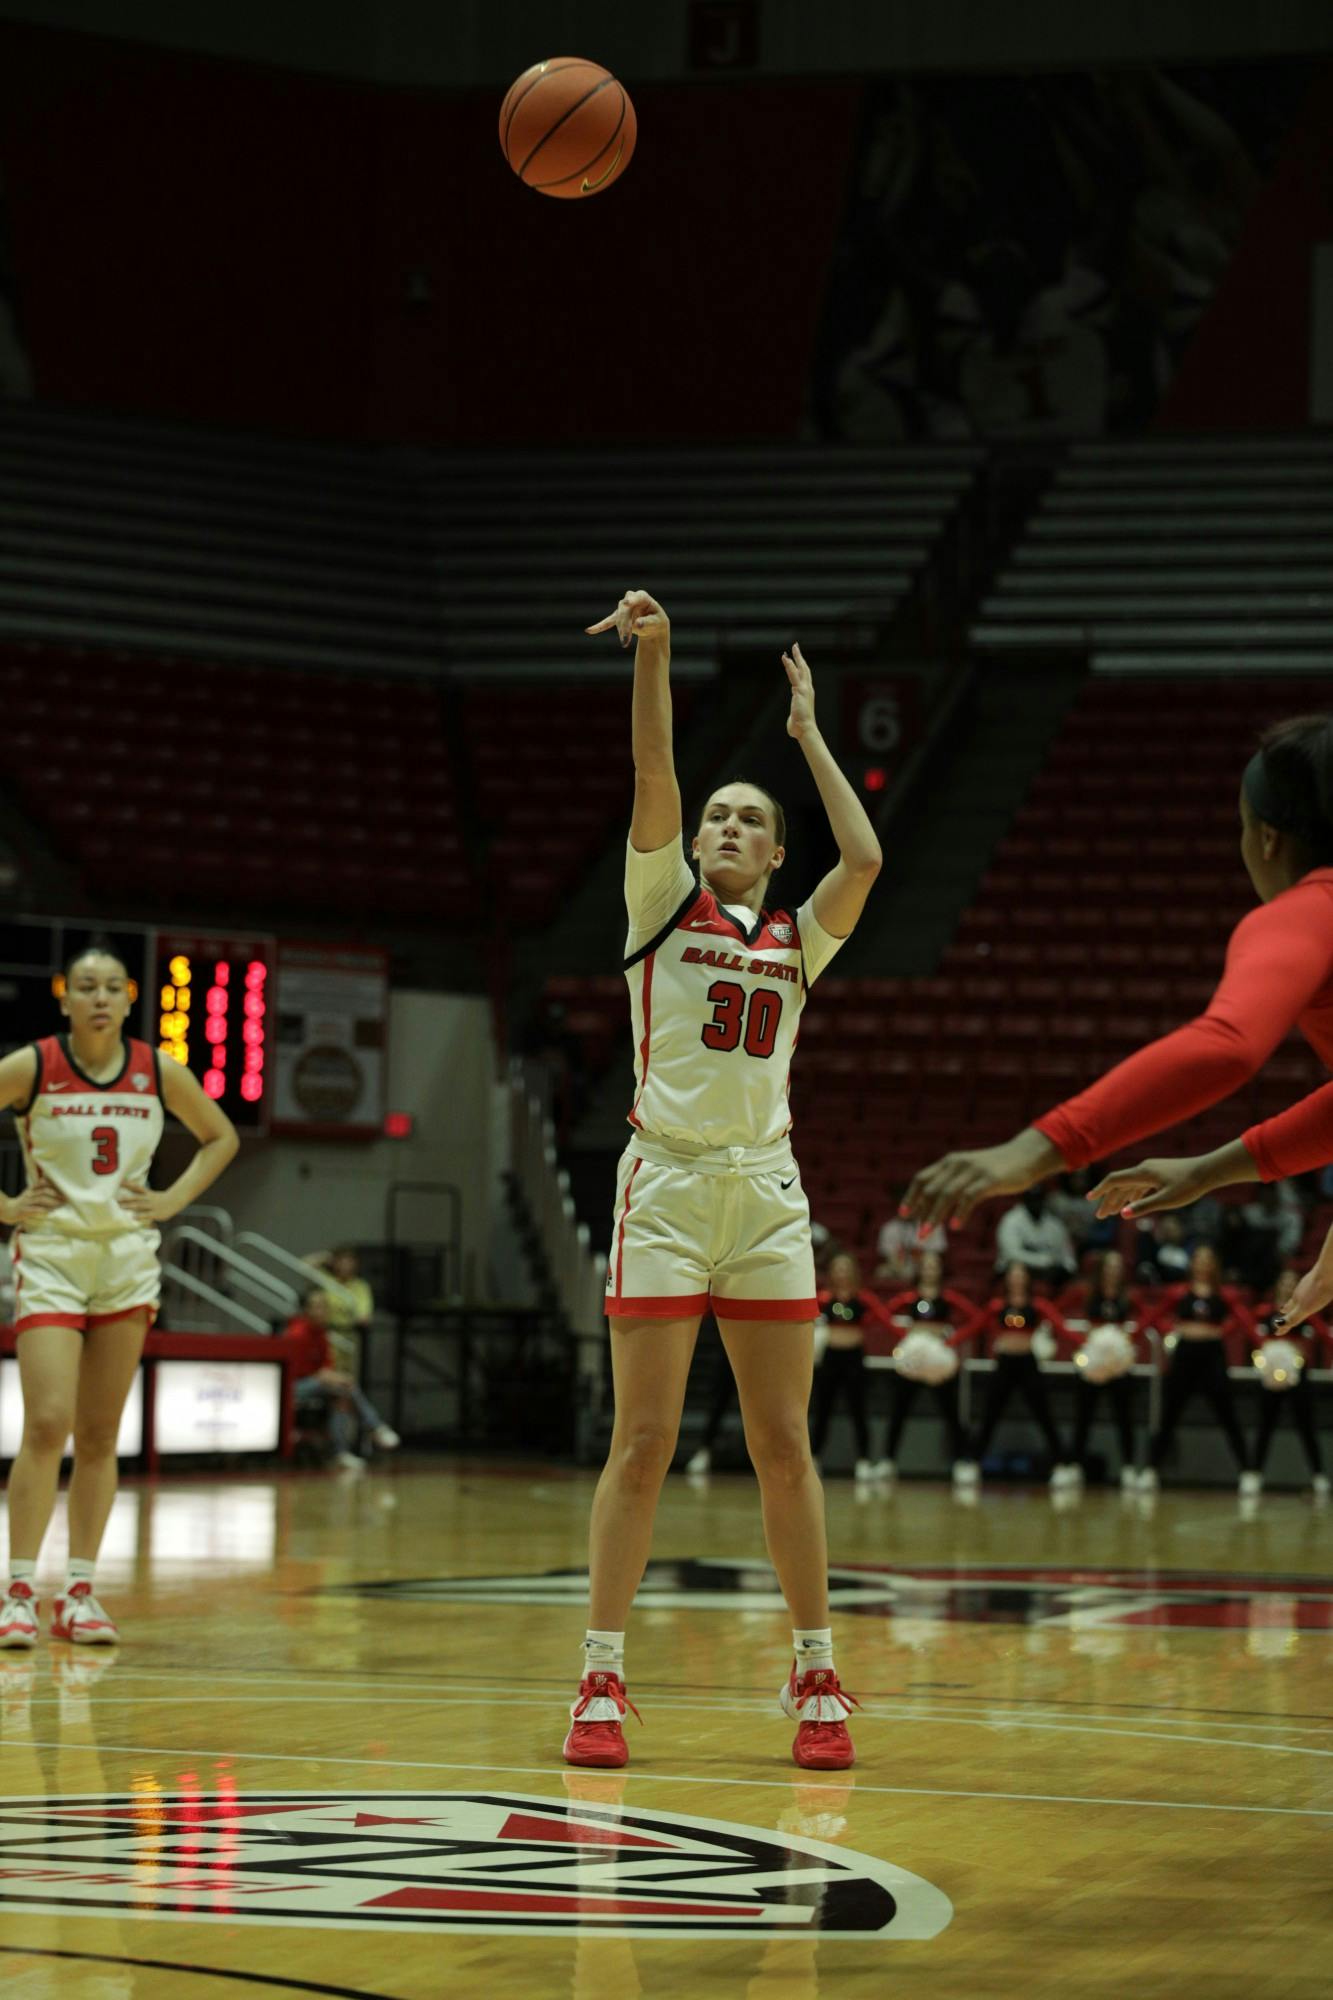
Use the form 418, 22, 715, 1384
587, 588, 680, 852
783, 644, 881, 937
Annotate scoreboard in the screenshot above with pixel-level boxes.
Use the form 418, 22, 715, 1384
154, 935, 273, 1130
0, 918, 274, 1133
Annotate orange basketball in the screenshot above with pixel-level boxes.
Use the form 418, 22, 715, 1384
499, 57, 636, 200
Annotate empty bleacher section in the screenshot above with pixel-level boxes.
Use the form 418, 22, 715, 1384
465, 683, 690, 925
0, 404, 440, 675
0, 406, 981, 679
428, 446, 983, 670
0, 647, 467, 921
0, 405, 986, 927
972, 434, 1333, 672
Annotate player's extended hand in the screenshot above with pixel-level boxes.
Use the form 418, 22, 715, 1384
1085, 1156, 1213, 1221
902, 1134, 1054, 1230
585, 589, 669, 650
783, 643, 816, 740
116, 1182, 175, 1225
1272, 1223, 1333, 1332
2, 1182, 65, 1227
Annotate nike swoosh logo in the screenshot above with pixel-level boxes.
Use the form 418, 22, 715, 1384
582, 141, 625, 194
45, 1082, 68, 1090
780, 1177, 796, 1190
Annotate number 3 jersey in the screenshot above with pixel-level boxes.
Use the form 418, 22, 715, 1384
15, 1035, 165, 1239
623, 839, 847, 1149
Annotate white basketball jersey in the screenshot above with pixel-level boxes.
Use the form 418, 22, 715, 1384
16, 1035, 166, 1239
623, 842, 845, 1149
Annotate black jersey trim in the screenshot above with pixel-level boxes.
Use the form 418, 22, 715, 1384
13, 1041, 42, 1116
59, 1032, 132, 1091
623, 886, 702, 971
151, 1046, 166, 1105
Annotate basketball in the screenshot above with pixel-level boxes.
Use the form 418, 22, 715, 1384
499, 57, 637, 199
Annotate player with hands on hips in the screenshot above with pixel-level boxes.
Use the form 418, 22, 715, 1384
568, 589, 881, 1771
0, 941, 239, 1652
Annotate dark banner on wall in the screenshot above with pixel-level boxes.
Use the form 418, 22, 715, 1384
0, 23, 856, 443
810, 62, 1312, 442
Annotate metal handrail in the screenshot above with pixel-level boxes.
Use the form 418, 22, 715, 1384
162, 1224, 297, 1316
159, 1265, 274, 1335
234, 1233, 362, 1313
178, 1204, 235, 1248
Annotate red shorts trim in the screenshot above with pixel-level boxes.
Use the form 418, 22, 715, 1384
711, 1295, 819, 1324
605, 1292, 710, 1320
86, 1305, 158, 1329
603, 1293, 817, 1322
13, 1312, 88, 1333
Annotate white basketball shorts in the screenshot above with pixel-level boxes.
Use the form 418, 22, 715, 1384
604, 1136, 817, 1323
11, 1228, 162, 1333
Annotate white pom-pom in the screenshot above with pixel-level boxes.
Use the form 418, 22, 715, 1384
1075, 1324, 1136, 1385
1253, 1338, 1304, 1392
893, 1330, 958, 1385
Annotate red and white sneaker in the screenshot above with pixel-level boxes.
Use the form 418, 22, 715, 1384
780, 1663, 858, 1770
51, 1583, 119, 1646
562, 1670, 641, 1769
0, 1583, 39, 1651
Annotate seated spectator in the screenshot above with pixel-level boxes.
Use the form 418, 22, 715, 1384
305, 1244, 374, 1379
1134, 1212, 1193, 1285
286, 1288, 399, 1469
875, 1196, 946, 1285
994, 1189, 1076, 1292
1048, 1169, 1118, 1255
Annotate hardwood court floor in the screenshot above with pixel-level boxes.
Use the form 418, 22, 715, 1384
2, 1460, 1332, 1998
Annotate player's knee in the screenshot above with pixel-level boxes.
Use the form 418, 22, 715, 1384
611, 1421, 676, 1492
71, 1417, 121, 1461
21, 1404, 74, 1456
747, 1420, 813, 1486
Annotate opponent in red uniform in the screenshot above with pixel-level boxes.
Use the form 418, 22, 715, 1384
903, 713, 1333, 1241
0, 943, 238, 1650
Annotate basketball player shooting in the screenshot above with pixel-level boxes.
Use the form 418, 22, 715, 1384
564, 588, 881, 1772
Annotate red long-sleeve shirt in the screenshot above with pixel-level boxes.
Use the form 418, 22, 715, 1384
1034, 869, 1333, 1177
966, 1297, 1077, 1356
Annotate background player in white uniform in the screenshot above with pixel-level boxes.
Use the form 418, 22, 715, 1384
564, 589, 882, 1772
0, 943, 238, 1649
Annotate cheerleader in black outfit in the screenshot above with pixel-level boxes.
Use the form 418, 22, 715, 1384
879, 1251, 980, 1478
811, 1253, 894, 1482
963, 1262, 1080, 1489
1068, 1249, 1144, 1489
1248, 1266, 1331, 1497
1142, 1245, 1257, 1493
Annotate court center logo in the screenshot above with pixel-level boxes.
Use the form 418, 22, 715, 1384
323, 1559, 1333, 1629
0, 1791, 951, 1939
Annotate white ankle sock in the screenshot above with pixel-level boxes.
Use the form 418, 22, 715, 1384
65, 1559, 95, 1591
793, 1627, 835, 1673
583, 1630, 625, 1679
9, 1561, 36, 1592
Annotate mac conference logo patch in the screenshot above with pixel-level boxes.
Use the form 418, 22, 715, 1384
0, 1791, 951, 1939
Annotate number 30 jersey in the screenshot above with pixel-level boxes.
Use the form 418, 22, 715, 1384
623, 840, 847, 1149
15, 1035, 166, 1239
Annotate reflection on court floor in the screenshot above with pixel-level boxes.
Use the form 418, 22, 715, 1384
0, 1464, 1329, 1996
